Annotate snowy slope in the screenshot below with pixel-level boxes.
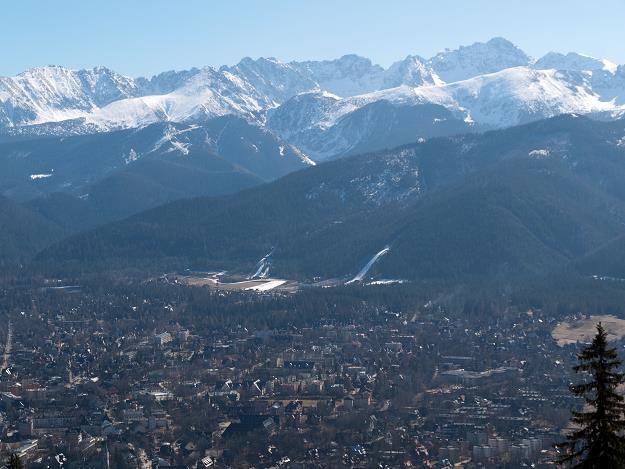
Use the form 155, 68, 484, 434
267, 66, 624, 159
383, 55, 444, 88
534, 52, 618, 73
290, 54, 385, 97
412, 67, 617, 127
86, 67, 275, 130
429, 37, 530, 82
223, 57, 318, 103
346, 246, 390, 284
0, 66, 140, 128
266, 87, 433, 158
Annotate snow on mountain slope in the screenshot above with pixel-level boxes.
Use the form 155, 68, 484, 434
290, 54, 385, 97
1, 37, 624, 152
267, 87, 474, 160
267, 66, 625, 160
0, 62, 308, 133
429, 37, 530, 82
269, 86, 433, 135
221, 57, 318, 103
383, 55, 444, 88
530, 53, 624, 108
413, 67, 617, 127
0, 66, 140, 128
86, 67, 275, 130
286, 65, 620, 132
534, 52, 617, 73
265, 91, 342, 139
136, 68, 202, 94
284, 67, 611, 132
593, 66, 625, 107
381, 38, 531, 88
267, 86, 427, 150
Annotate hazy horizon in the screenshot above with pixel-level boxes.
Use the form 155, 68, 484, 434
3, 0, 625, 77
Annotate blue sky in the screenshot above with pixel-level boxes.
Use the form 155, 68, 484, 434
4, 0, 625, 77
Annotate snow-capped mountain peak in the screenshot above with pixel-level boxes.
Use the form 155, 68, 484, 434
413, 66, 615, 127
534, 51, 618, 73
383, 55, 444, 88
290, 54, 386, 97
137, 67, 203, 95
220, 56, 317, 103
429, 37, 531, 82
0, 65, 139, 127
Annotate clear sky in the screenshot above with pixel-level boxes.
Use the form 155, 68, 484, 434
4, 0, 625, 78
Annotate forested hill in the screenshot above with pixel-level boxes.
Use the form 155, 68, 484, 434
35, 116, 625, 282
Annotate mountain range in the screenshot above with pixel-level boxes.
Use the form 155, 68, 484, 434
4, 38, 625, 285
0, 116, 311, 202
2, 38, 624, 163
35, 115, 625, 283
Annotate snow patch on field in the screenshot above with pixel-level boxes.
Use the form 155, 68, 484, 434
245, 280, 287, 292
30, 172, 53, 180
529, 149, 550, 158
124, 148, 139, 164
367, 279, 406, 285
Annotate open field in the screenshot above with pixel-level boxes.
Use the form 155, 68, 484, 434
552, 314, 625, 346
178, 274, 294, 292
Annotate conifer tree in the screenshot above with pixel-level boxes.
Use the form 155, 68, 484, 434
558, 322, 625, 468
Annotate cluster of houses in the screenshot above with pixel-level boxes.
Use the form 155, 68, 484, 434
0, 286, 590, 467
